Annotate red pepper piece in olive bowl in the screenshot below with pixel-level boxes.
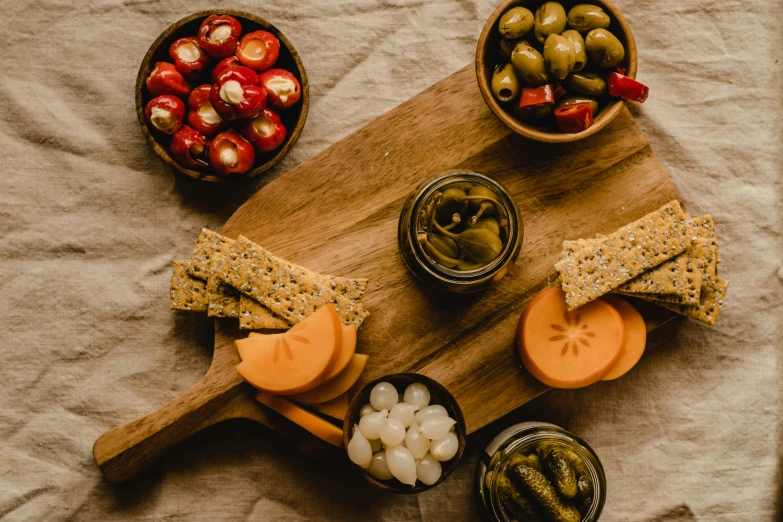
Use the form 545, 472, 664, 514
476, 0, 645, 143
135, 10, 308, 182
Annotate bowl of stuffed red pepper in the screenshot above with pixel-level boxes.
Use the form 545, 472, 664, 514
476, 0, 648, 143
136, 10, 308, 182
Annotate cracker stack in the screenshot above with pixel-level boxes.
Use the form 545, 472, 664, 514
554, 201, 728, 326
170, 229, 370, 329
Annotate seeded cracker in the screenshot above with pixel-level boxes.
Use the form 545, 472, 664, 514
170, 262, 208, 312
240, 295, 290, 330
656, 276, 730, 326
206, 275, 241, 318
186, 228, 234, 281
555, 201, 692, 310
218, 236, 370, 327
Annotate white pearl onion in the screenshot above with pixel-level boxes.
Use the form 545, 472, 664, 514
385, 445, 417, 486
358, 409, 387, 440
416, 453, 442, 485
419, 416, 456, 440
413, 404, 448, 424
347, 424, 372, 468
359, 403, 377, 417
370, 382, 399, 411
403, 383, 431, 408
430, 431, 459, 461
404, 422, 430, 459
379, 418, 406, 446
388, 402, 418, 428
367, 451, 393, 480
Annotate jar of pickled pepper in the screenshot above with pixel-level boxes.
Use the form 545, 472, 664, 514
477, 422, 606, 522
397, 171, 523, 293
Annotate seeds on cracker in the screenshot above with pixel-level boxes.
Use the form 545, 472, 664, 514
170, 261, 209, 312
187, 228, 235, 281
655, 276, 730, 326
555, 201, 692, 310
240, 295, 290, 330
206, 275, 241, 318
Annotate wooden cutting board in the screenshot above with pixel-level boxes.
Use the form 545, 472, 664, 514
94, 64, 679, 482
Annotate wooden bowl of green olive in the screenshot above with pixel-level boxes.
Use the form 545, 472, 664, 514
476, 0, 645, 143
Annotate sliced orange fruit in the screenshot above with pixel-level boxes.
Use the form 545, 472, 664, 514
601, 296, 647, 380
517, 288, 625, 389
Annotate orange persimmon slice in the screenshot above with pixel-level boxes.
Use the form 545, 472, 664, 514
249, 324, 357, 381
255, 391, 344, 447
601, 296, 647, 380
286, 353, 368, 404
301, 393, 350, 421
517, 288, 625, 389
236, 304, 342, 395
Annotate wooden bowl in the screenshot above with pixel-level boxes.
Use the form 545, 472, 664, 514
343, 373, 467, 494
135, 10, 309, 182
476, 0, 637, 143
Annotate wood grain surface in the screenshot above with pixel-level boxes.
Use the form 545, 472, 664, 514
95, 63, 679, 482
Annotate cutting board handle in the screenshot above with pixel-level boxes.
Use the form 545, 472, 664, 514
93, 371, 242, 483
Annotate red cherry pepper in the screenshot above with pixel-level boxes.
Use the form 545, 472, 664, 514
169, 37, 209, 81
239, 108, 287, 153
519, 84, 555, 108
145, 62, 190, 97
236, 30, 280, 72
144, 95, 186, 135
607, 70, 649, 102
258, 69, 301, 110
211, 56, 242, 83
170, 126, 209, 169
208, 130, 255, 176
210, 66, 266, 120
552, 82, 567, 102
554, 103, 594, 133
198, 14, 242, 58
187, 84, 223, 136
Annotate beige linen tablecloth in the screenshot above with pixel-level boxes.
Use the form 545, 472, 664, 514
1, 0, 780, 520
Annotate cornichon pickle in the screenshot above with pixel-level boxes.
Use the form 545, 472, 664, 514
497, 472, 545, 522
565, 449, 594, 514
525, 452, 544, 473
537, 445, 578, 499
509, 465, 581, 522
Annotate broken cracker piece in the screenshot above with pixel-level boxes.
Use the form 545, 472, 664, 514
187, 228, 235, 281
170, 261, 208, 312
657, 276, 730, 326
240, 295, 290, 330
206, 275, 240, 318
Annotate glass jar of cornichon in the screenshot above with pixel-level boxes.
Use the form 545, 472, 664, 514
477, 422, 606, 522
397, 170, 523, 293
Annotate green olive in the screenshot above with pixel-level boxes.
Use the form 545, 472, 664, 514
491, 63, 520, 103
562, 30, 587, 71
543, 34, 575, 80
566, 71, 607, 95
558, 95, 599, 117
500, 36, 534, 58
533, 2, 567, 44
585, 28, 625, 68
567, 4, 611, 32
514, 103, 553, 123
498, 7, 535, 40
510, 45, 549, 86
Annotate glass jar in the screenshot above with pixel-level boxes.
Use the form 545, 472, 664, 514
477, 422, 606, 522
397, 170, 523, 293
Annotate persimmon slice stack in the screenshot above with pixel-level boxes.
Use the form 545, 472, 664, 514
517, 288, 626, 389
601, 296, 647, 380
236, 304, 343, 395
